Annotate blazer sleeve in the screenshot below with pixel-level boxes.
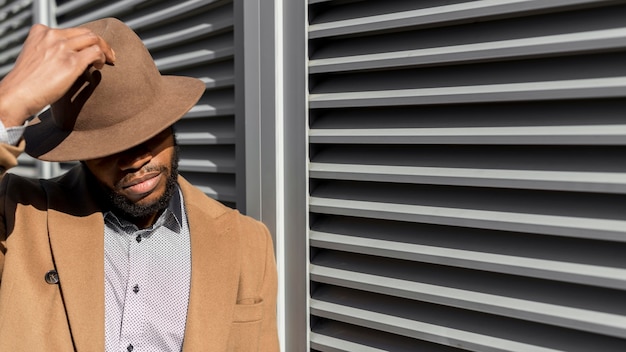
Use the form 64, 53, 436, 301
0, 140, 25, 177
0, 139, 23, 278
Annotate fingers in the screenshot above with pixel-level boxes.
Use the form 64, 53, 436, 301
63, 28, 116, 67
0, 24, 117, 122
28, 24, 116, 69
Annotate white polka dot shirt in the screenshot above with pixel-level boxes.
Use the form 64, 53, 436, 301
104, 188, 191, 352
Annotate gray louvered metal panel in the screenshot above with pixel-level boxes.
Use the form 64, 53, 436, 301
56, 0, 238, 206
311, 264, 626, 338
311, 321, 464, 352
308, 0, 619, 39
0, 0, 33, 79
310, 28, 626, 74
311, 286, 626, 352
309, 77, 626, 108
310, 163, 626, 193
309, 193, 626, 243
308, 0, 626, 350
56, 0, 151, 27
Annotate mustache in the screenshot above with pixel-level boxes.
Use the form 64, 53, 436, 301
114, 164, 167, 190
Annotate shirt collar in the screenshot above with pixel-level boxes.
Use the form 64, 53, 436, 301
104, 185, 184, 233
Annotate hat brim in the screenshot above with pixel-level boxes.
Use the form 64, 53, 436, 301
25, 75, 204, 162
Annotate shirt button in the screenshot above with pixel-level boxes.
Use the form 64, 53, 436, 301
133, 284, 139, 294
127, 344, 134, 351
135, 234, 142, 243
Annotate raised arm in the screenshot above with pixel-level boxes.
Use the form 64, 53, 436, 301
0, 23, 115, 174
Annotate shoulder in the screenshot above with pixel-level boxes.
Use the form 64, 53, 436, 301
0, 172, 45, 202
177, 174, 273, 256
1, 166, 96, 217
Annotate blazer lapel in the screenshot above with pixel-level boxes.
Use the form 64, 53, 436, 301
179, 178, 242, 351
43, 168, 105, 351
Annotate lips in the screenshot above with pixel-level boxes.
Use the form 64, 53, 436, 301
120, 171, 162, 199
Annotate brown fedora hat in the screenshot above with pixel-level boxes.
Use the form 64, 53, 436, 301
24, 17, 205, 161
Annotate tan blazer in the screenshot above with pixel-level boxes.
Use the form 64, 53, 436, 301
0, 144, 279, 351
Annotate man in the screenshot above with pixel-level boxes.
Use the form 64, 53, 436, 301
0, 18, 279, 351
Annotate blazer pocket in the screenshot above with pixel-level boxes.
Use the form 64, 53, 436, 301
227, 300, 265, 351
232, 299, 264, 323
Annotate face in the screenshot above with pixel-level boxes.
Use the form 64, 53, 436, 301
83, 128, 179, 227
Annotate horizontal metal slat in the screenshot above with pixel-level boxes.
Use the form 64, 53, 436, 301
310, 28, 626, 73
310, 334, 383, 352
189, 184, 234, 202
310, 333, 385, 352
308, 0, 613, 39
309, 163, 626, 193
309, 77, 626, 108
0, 10, 31, 67
308, 125, 626, 145
0, 24, 28, 52
0, 0, 32, 30
312, 319, 460, 352
173, 64, 234, 90
0, 62, 14, 77
198, 75, 233, 90
309, 197, 626, 242
0, 47, 22, 77
0, 44, 19, 66
176, 131, 234, 145
55, 0, 105, 17
178, 157, 235, 173
310, 263, 626, 337
58, 0, 150, 28
154, 46, 233, 72
183, 101, 234, 119
179, 173, 235, 202
310, 231, 626, 290
125, 0, 224, 30
142, 18, 232, 51
311, 299, 559, 352
312, 284, 626, 351
175, 116, 234, 144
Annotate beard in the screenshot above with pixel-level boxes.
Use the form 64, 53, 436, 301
87, 146, 180, 222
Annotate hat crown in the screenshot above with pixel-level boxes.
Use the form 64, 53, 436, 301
51, 18, 161, 132
24, 17, 205, 162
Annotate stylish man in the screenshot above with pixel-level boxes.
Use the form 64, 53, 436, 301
0, 18, 279, 351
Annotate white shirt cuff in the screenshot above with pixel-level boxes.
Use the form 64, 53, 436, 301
0, 119, 27, 146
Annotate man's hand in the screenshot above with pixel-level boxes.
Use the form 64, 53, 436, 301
0, 24, 115, 127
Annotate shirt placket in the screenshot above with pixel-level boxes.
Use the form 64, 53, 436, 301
119, 229, 150, 352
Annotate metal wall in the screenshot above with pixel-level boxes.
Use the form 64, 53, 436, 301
307, 0, 626, 350
3, 0, 626, 350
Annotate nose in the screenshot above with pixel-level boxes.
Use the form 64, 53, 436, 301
118, 144, 151, 171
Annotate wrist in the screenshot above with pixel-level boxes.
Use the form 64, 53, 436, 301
0, 89, 32, 128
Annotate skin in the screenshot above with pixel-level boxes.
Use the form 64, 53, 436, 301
83, 128, 177, 229
0, 24, 115, 128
